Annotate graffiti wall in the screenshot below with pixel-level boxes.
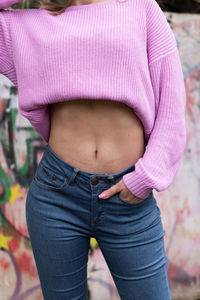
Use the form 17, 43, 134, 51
0, 12, 199, 300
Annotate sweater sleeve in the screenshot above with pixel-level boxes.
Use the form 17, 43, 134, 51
122, 0, 187, 199
0, 0, 19, 87
0, 0, 21, 82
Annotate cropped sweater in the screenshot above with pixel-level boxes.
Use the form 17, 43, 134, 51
0, 0, 187, 199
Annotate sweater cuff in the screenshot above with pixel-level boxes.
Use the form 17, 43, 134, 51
122, 166, 153, 199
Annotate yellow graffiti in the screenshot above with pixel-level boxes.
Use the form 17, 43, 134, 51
90, 237, 98, 250
10, 184, 24, 206
0, 233, 13, 250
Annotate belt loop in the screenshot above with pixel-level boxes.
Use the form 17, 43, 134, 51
107, 175, 114, 184
68, 167, 80, 185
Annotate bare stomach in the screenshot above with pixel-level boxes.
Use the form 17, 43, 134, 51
48, 99, 146, 174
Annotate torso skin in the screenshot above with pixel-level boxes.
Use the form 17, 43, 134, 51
48, 99, 146, 174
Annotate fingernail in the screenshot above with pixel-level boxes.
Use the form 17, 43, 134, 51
99, 193, 106, 198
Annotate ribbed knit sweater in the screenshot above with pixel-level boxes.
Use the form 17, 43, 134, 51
0, 0, 187, 199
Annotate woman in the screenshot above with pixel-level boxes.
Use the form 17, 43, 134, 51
0, 0, 187, 299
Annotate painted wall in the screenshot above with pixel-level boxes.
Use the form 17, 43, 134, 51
0, 12, 199, 300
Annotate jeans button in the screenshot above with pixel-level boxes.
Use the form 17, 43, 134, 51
91, 178, 99, 185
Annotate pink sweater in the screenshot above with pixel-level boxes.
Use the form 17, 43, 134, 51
0, 0, 187, 199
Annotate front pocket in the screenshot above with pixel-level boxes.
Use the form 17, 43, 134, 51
117, 192, 147, 206
33, 160, 69, 190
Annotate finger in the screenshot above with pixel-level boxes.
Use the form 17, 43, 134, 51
98, 182, 121, 199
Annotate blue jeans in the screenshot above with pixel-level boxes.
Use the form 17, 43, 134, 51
26, 143, 171, 300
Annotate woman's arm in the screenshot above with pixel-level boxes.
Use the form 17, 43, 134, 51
0, 1, 21, 83
123, 49, 187, 199
122, 0, 187, 199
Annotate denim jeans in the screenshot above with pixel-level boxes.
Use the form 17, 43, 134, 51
26, 143, 171, 300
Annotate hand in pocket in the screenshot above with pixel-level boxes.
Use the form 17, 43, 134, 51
98, 178, 146, 204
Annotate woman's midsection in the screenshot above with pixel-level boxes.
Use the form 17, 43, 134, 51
48, 99, 146, 174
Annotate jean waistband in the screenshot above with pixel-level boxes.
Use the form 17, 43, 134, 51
44, 143, 135, 185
